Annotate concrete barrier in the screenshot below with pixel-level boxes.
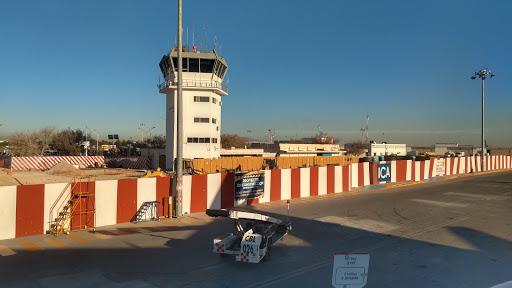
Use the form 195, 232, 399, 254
2, 156, 512, 240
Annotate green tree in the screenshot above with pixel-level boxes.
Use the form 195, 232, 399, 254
52, 129, 81, 155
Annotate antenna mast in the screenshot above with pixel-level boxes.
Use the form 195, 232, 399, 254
204, 26, 207, 52
365, 112, 370, 142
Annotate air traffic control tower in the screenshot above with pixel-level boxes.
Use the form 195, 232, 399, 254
158, 46, 228, 170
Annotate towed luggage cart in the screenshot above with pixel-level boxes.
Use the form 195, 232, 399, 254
206, 203, 292, 263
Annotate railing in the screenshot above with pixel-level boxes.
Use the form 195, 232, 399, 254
158, 79, 228, 94
48, 179, 75, 233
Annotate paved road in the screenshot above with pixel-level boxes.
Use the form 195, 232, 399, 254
1, 171, 512, 288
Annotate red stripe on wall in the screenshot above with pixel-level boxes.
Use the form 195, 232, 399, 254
270, 169, 281, 201
71, 181, 95, 231
16, 184, 44, 237
220, 173, 235, 209
117, 179, 137, 224
190, 174, 208, 213
411, 161, 416, 180
291, 168, 301, 199
247, 198, 259, 205
342, 166, 349, 191
327, 166, 335, 194
396, 160, 407, 182
369, 162, 377, 184
156, 177, 171, 216
419, 161, 425, 180
429, 160, 435, 178
358, 163, 365, 186
310, 167, 319, 196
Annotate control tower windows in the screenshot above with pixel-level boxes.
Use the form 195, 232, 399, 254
189, 58, 199, 72
200, 59, 214, 73
172, 57, 188, 72
194, 96, 210, 102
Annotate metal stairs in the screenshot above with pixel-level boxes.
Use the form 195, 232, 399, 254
131, 201, 160, 223
49, 175, 96, 236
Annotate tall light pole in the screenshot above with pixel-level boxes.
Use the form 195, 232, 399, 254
176, 0, 184, 218
145, 126, 155, 143
471, 68, 495, 172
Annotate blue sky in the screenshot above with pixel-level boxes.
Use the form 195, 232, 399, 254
1, 0, 511, 146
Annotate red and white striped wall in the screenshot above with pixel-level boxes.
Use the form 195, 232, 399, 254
3, 157, 512, 241
0, 177, 171, 240
180, 166, 352, 214
10, 156, 105, 171
351, 163, 370, 188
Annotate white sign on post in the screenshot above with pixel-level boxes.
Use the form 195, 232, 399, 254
332, 253, 369, 288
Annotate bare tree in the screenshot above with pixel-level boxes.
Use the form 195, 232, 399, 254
221, 134, 248, 149
9, 131, 39, 156
346, 140, 368, 156
37, 126, 57, 156
51, 129, 81, 155
146, 134, 166, 148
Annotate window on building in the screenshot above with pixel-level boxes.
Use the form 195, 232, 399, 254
194, 117, 210, 123
212, 118, 217, 124
204, 138, 211, 143
200, 59, 214, 73
189, 58, 199, 72
194, 96, 210, 102
212, 138, 218, 143
186, 137, 199, 143
212, 97, 217, 104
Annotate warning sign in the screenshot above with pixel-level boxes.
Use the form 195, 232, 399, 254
332, 253, 369, 288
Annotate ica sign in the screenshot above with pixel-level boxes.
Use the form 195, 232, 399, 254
377, 163, 391, 182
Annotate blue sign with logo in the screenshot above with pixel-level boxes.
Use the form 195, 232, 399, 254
377, 163, 391, 182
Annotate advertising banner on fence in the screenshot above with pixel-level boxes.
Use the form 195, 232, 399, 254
235, 171, 265, 200
436, 158, 445, 176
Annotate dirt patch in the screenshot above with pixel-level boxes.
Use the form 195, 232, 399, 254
46, 161, 80, 175
0, 167, 153, 186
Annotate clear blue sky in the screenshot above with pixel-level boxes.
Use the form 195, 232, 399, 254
1, 0, 511, 146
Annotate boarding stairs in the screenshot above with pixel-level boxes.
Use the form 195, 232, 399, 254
49, 175, 96, 236
131, 201, 160, 223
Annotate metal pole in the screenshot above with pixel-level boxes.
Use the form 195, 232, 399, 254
176, 0, 184, 218
481, 78, 485, 172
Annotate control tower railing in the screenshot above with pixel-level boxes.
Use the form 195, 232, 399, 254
158, 79, 228, 94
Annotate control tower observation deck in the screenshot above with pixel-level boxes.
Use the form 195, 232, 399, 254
158, 46, 228, 170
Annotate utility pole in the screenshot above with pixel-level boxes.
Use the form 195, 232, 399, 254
176, 0, 184, 218
471, 68, 495, 172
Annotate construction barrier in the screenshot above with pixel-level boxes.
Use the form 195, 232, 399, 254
1, 155, 511, 240
104, 157, 151, 169
9, 156, 105, 171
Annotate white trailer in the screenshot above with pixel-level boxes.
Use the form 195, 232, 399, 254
206, 206, 292, 263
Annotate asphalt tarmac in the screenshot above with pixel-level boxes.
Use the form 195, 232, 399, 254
1, 170, 512, 288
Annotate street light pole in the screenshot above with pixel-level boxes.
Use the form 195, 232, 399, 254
176, 0, 184, 218
471, 68, 495, 172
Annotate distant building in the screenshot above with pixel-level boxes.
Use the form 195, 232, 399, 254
368, 143, 406, 156
250, 142, 342, 157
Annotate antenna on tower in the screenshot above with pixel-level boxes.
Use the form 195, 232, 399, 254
204, 26, 207, 52
187, 27, 189, 47
192, 25, 195, 46
214, 36, 217, 51
365, 112, 370, 142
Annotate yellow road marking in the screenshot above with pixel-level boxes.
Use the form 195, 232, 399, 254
18, 241, 43, 251
386, 182, 424, 189
126, 227, 153, 234
112, 229, 134, 235
144, 224, 167, 231
66, 234, 90, 243
175, 218, 201, 225
43, 238, 68, 247
88, 232, 112, 239
0, 245, 16, 256
159, 220, 184, 227
188, 217, 212, 223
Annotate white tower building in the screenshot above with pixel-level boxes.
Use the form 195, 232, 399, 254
158, 46, 228, 170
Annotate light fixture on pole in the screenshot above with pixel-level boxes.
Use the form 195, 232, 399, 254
145, 127, 156, 143
471, 68, 495, 172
